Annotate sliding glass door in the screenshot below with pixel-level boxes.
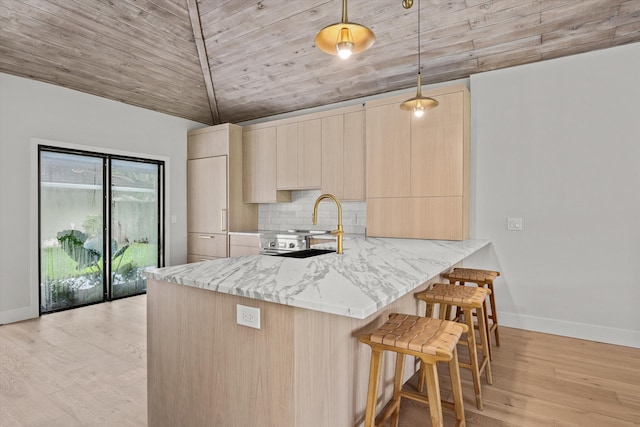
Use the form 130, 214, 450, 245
110, 159, 162, 298
39, 151, 105, 312
39, 147, 164, 313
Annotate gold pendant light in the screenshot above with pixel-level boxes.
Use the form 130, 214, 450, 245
315, 0, 375, 59
400, 0, 438, 116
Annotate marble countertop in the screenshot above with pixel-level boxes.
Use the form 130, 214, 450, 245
228, 230, 261, 235
144, 237, 490, 319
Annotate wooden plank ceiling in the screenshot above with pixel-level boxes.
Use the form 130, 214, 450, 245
1, 0, 639, 125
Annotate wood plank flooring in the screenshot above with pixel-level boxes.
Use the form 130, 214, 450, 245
394, 328, 640, 427
0, 297, 147, 427
1, 295, 639, 426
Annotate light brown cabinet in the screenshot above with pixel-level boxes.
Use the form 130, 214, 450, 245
187, 124, 258, 262
321, 109, 365, 201
187, 156, 227, 235
242, 127, 291, 203
242, 105, 365, 202
276, 123, 298, 189
187, 233, 228, 262
366, 84, 470, 240
229, 234, 260, 257
276, 119, 322, 190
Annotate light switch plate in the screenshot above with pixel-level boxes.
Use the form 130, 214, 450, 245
507, 217, 523, 231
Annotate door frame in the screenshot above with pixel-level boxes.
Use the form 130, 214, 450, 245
31, 138, 171, 316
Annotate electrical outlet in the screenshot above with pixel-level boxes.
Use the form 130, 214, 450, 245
237, 304, 261, 329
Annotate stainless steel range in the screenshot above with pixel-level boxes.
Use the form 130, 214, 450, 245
259, 230, 330, 255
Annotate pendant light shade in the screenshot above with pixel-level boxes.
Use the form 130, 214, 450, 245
400, 73, 438, 116
400, 0, 438, 116
315, 0, 375, 59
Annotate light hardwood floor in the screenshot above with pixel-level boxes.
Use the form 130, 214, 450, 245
1, 296, 638, 426
395, 327, 640, 427
0, 296, 147, 427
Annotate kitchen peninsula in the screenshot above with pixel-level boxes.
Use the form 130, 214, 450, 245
145, 236, 489, 427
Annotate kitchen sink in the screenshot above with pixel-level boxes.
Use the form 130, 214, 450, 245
272, 249, 335, 258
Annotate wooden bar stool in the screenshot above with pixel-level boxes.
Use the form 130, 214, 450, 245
415, 284, 492, 410
442, 268, 501, 347
359, 313, 467, 427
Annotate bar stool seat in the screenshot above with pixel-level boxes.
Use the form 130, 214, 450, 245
415, 284, 493, 410
359, 313, 467, 427
442, 268, 501, 348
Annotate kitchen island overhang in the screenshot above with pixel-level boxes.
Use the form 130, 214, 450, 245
145, 237, 490, 427
144, 237, 490, 319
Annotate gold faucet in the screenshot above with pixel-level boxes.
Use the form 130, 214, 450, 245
312, 193, 344, 254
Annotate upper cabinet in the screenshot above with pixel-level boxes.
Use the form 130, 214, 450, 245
321, 108, 366, 201
187, 124, 258, 261
243, 126, 291, 204
365, 84, 470, 240
243, 104, 364, 203
276, 119, 322, 190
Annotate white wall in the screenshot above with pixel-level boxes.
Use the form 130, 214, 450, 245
0, 73, 203, 324
467, 42, 640, 348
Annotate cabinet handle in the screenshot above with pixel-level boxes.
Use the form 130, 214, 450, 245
198, 235, 214, 239
220, 209, 227, 232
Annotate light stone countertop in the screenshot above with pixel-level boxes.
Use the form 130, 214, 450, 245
144, 237, 490, 319
228, 230, 261, 236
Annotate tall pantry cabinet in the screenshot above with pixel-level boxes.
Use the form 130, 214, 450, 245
365, 84, 470, 240
187, 124, 257, 262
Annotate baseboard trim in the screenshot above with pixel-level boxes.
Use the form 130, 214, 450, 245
0, 305, 38, 325
500, 312, 640, 349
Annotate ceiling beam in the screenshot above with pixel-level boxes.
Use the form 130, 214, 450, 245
186, 0, 220, 125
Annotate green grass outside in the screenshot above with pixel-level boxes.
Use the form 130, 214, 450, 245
41, 242, 158, 280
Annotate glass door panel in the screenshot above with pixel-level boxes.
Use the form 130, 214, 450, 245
110, 159, 161, 298
39, 151, 105, 313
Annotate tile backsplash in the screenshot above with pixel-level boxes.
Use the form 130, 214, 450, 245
258, 190, 366, 234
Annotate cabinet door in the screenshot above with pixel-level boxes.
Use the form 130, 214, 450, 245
343, 110, 365, 201
243, 128, 290, 203
188, 128, 229, 159
366, 103, 411, 198
187, 156, 227, 234
411, 91, 464, 197
321, 115, 344, 198
321, 112, 365, 201
229, 234, 260, 257
276, 123, 298, 189
366, 197, 464, 240
188, 233, 228, 257
297, 119, 322, 188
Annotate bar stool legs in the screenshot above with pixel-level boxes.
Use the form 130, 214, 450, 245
416, 284, 493, 410
461, 305, 492, 409
485, 280, 500, 347
364, 347, 466, 427
360, 313, 467, 427
443, 268, 501, 348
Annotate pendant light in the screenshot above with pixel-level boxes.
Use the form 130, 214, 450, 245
400, 0, 438, 116
315, 0, 375, 59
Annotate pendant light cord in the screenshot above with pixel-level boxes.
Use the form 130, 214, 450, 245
417, 0, 421, 76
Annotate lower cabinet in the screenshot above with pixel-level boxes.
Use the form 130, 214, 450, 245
229, 234, 260, 257
187, 233, 227, 262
